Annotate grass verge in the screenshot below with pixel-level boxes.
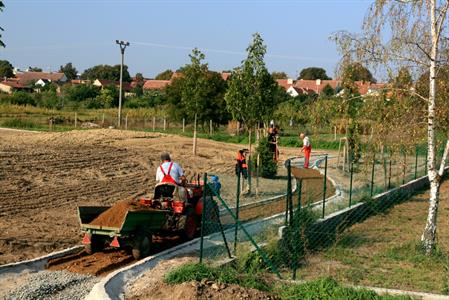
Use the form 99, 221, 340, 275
164, 263, 410, 299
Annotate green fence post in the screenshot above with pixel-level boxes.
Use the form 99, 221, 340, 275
234, 171, 241, 254
297, 180, 302, 210
388, 160, 392, 190
248, 159, 252, 193
402, 152, 406, 185
370, 154, 375, 197
322, 155, 328, 218
414, 146, 418, 179
199, 173, 208, 263
286, 160, 293, 225
349, 161, 354, 207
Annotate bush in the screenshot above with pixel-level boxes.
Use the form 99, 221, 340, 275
3, 92, 36, 106
256, 138, 277, 178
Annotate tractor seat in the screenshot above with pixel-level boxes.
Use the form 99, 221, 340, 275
154, 182, 176, 199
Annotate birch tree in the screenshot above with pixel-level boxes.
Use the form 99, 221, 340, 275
333, 0, 449, 255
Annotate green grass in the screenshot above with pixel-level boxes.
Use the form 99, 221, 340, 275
164, 262, 271, 292
165, 264, 410, 299
1, 118, 39, 129
277, 277, 411, 300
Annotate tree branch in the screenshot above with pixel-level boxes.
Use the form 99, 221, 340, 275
438, 139, 449, 176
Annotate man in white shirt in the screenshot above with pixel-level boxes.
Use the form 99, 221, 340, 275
156, 153, 185, 185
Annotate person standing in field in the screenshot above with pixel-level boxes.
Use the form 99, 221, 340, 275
299, 133, 311, 168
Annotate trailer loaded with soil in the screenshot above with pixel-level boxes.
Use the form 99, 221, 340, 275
78, 181, 218, 259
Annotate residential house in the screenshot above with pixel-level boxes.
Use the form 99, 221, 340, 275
0, 79, 32, 94
15, 71, 68, 86
142, 80, 171, 91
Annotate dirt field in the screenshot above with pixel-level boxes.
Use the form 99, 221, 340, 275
298, 179, 449, 294
0, 128, 311, 265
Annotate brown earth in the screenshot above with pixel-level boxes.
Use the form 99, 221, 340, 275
125, 255, 277, 300
128, 281, 277, 300
0, 128, 326, 265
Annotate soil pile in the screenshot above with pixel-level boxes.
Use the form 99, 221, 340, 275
128, 281, 277, 300
89, 200, 142, 228
291, 167, 322, 179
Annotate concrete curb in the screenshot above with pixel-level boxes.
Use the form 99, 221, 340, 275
0, 245, 84, 275
86, 206, 289, 300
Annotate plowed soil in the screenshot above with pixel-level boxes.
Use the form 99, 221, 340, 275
0, 128, 318, 265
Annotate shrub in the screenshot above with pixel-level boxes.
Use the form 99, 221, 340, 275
256, 137, 277, 178
4, 92, 36, 106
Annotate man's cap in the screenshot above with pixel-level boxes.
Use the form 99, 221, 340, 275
161, 152, 171, 161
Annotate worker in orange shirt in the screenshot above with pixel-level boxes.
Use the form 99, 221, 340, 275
299, 133, 311, 168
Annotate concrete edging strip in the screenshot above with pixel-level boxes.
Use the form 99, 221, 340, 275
0, 245, 84, 275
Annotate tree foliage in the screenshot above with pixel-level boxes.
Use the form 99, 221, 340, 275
81, 64, 131, 82
298, 67, 331, 80
332, 0, 449, 255
165, 48, 229, 125
28, 67, 43, 72
59, 63, 78, 80
271, 71, 288, 79
155, 69, 173, 80
0, 59, 13, 78
225, 33, 278, 128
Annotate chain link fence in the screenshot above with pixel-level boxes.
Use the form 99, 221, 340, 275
197, 146, 449, 293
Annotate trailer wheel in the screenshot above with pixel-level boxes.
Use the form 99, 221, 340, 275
181, 208, 198, 241
132, 234, 152, 260
85, 235, 103, 254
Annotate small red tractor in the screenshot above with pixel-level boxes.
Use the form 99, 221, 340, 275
78, 181, 217, 259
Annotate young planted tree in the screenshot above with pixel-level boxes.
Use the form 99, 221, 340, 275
333, 0, 449, 255
178, 48, 211, 155
225, 33, 278, 191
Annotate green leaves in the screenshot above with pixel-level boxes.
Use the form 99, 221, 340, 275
225, 33, 278, 128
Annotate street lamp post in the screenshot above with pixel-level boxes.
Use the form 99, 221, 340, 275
115, 40, 130, 128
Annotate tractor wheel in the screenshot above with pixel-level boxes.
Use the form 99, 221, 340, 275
85, 235, 103, 254
132, 234, 152, 260
181, 208, 198, 241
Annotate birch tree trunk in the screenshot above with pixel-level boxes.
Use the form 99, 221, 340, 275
422, 0, 441, 254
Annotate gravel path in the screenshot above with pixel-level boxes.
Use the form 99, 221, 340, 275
3, 270, 99, 300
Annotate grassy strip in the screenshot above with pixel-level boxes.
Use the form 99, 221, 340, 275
164, 262, 271, 291
278, 277, 410, 300
164, 263, 410, 299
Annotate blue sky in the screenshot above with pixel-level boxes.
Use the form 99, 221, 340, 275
1, 0, 372, 79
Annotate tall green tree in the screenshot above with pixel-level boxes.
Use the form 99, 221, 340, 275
81, 64, 131, 82
59, 63, 78, 80
155, 69, 173, 80
0, 59, 13, 78
166, 48, 227, 154
298, 67, 331, 80
225, 33, 278, 190
225, 33, 278, 129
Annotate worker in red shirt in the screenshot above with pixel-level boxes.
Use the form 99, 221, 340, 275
300, 133, 311, 168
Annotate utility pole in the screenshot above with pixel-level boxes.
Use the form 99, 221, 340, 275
115, 40, 130, 128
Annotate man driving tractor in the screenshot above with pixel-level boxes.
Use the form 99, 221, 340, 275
155, 152, 188, 201
156, 152, 185, 185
